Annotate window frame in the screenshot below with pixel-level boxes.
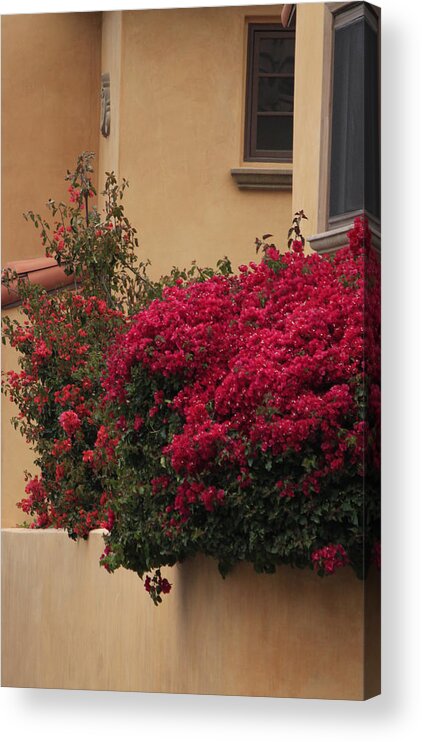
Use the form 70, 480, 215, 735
244, 22, 295, 164
327, 2, 380, 229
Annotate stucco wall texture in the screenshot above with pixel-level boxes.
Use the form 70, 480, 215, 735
2, 530, 380, 699
1, 13, 102, 264
2, 6, 295, 272
113, 6, 293, 278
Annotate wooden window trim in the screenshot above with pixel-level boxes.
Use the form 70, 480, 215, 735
244, 23, 295, 163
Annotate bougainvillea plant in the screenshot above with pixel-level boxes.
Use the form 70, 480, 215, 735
99, 215, 380, 603
2, 153, 232, 540
3, 288, 125, 537
2, 153, 380, 606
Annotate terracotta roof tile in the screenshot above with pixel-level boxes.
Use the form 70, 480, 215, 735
2, 256, 76, 308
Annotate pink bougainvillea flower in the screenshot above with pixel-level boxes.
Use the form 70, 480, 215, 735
58, 410, 81, 436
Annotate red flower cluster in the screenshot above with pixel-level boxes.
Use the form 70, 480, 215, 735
98, 218, 380, 589
3, 288, 126, 537
311, 544, 349, 575
18, 475, 47, 515
172, 481, 225, 519
143, 571, 172, 605
59, 410, 82, 436
104, 218, 380, 522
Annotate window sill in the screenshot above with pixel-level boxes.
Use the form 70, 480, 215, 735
308, 218, 381, 255
230, 168, 293, 191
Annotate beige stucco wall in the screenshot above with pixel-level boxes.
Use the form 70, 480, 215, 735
98, 11, 122, 182
1, 12, 102, 264
292, 2, 327, 240
1, 5, 299, 274
1, 529, 380, 699
110, 5, 294, 278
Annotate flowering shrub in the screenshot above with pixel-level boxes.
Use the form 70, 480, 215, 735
2, 153, 380, 605
99, 217, 380, 601
2, 154, 234, 541
3, 289, 125, 535
2, 153, 138, 535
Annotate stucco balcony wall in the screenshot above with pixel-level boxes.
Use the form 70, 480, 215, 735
1, 528, 380, 699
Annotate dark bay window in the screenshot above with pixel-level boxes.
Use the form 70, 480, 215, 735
329, 3, 380, 225
244, 23, 295, 162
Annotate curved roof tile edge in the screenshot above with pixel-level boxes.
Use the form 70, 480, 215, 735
1, 257, 76, 309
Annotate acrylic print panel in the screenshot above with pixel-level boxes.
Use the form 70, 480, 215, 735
1, 2, 380, 700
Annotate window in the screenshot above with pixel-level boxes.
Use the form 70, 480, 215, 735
328, 3, 380, 225
244, 23, 295, 162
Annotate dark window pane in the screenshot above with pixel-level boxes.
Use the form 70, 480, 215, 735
258, 77, 294, 112
259, 38, 295, 74
330, 20, 365, 217
256, 115, 293, 151
245, 25, 295, 161
364, 22, 380, 219
329, 13, 380, 220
